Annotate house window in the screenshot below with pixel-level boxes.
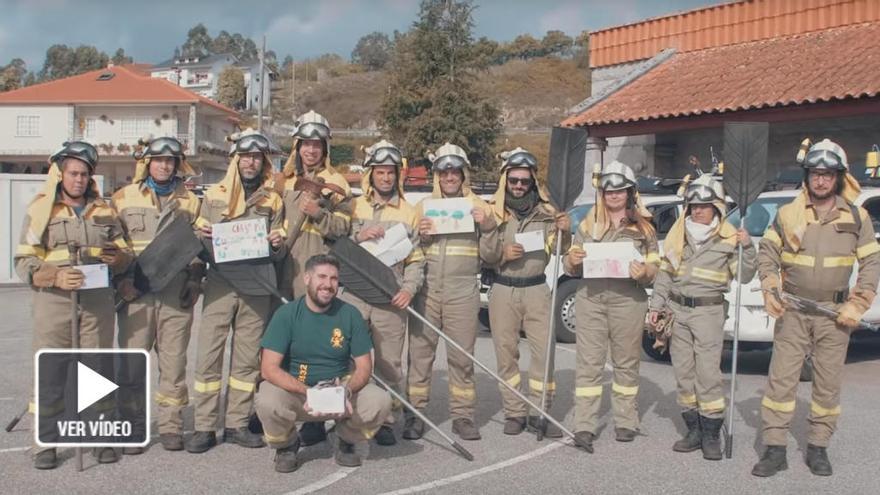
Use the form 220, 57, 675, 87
16, 115, 40, 137
121, 118, 152, 137
84, 118, 97, 138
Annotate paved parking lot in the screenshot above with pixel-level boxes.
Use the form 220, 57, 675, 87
1, 285, 878, 494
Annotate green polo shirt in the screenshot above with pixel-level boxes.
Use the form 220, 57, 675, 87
261, 296, 372, 386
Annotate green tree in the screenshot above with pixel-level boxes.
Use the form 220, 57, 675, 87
181, 23, 212, 58
351, 31, 393, 71
39, 44, 109, 81
0, 58, 26, 91
541, 30, 572, 55
509, 34, 542, 59
381, 0, 501, 169
216, 65, 246, 109
574, 30, 590, 69
111, 48, 133, 65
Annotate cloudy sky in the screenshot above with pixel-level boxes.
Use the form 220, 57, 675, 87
0, 0, 721, 70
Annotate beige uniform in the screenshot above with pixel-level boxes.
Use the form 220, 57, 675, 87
487, 202, 569, 418
407, 192, 500, 420
112, 181, 202, 435
275, 166, 352, 300
758, 195, 880, 447
565, 215, 660, 434
651, 221, 757, 419
339, 192, 424, 423
15, 193, 130, 449
193, 187, 284, 432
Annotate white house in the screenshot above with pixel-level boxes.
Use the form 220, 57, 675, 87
151, 53, 275, 111
0, 64, 241, 191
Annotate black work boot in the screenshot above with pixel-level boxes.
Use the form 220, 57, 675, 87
186, 430, 217, 454
504, 417, 526, 435
122, 446, 145, 455
159, 433, 184, 451
299, 421, 327, 446
527, 416, 563, 438
92, 447, 119, 464
402, 414, 425, 440
274, 437, 301, 473
225, 426, 266, 448
374, 425, 397, 446
672, 410, 702, 452
574, 431, 594, 453
806, 444, 833, 476
751, 446, 788, 477
335, 437, 362, 467
700, 416, 723, 461
33, 449, 57, 470
615, 427, 636, 442
452, 418, 481, 441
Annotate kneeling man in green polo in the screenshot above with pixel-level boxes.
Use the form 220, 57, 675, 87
256, 254, 392, 473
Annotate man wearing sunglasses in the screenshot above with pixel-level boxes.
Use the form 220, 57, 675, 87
405, 143, 500, 441
483, 147, 571, 437
188, 129, 286, 454
648, 174, 755, 461
753, 139, 880, 477
337, 140, 424, 446
15, 141, 132, 469
111, 136, 204, 453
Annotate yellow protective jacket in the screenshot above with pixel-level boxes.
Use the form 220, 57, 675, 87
488, 201, 570, 279
651, 219, 757, 309
111, 181, 204, 256
15, 194, 130, 285
758, 193, 880, 310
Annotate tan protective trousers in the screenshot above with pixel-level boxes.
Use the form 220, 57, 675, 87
30, 287, 115, 452
488, 283, 555, 418
340, 291, 406, 425
407, 287, 480, 420
117, 273, 193, 434
255, 380, 392, 448
574, 280, 647, 434
761, 311, 850, 447
192, 276, 271, 431
668, 301, 726, 419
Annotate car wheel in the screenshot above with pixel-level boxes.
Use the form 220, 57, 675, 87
553, 279, 578, 344
478, 308, 491, 331
799, 355, 814, 382
642, 331, 671, 362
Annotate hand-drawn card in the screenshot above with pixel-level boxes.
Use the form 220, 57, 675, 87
211, 219, 269, 263
422, 198, 474, 235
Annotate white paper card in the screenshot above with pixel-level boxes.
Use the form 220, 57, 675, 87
211, 218, 269, 263
360, 223, 414, 266
515, 230, 545, 253
307, 386, 346, 415
422, 198, 475, 234
582, 241, 644, 279
74, 264, 109, 290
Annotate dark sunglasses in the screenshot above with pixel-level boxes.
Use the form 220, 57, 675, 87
507, 177, 534, 186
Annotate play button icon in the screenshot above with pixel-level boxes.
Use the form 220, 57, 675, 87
77, 361, 119, 413
35, 349, 150, 447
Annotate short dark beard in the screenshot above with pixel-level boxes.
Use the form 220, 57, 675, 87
307, 284, 333, 309
809, 187, 836, 201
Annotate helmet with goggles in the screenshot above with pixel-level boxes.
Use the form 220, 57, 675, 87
597, 161, 637, 191
50, 141, 99, 170
291, 110, 331, 141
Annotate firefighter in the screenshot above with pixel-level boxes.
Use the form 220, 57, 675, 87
562, 160, 660, 453
752, 139, 880, 477
274, 110, 353, 446
485, 147, 571, 436
339, 140, 424, 446
404, 143, 500, 441
112, 136, 203, 453
648, 174, 756, 460
187, 130, 286, 454
15, 141, 131, 469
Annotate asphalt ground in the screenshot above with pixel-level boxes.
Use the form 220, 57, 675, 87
1, 285, 879, 494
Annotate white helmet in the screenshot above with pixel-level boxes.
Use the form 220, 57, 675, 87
428, 142, 470, 171
797, 138, 848, 171
685, 174, 727, 216
292, 110, 331, 141
363, 139, 403, 168
597, 160, 637, 191
499, 147, 538, 172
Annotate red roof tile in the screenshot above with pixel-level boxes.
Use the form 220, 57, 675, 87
563, 21, 880, 128
0, 65, 238, 117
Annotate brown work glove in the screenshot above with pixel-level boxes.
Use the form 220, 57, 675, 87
32, 263, 60, 288
837, 289, 875, 329
179, 264, 205, 309
100, 244, 132, 272
761, 276, 785, 319
116, 278, 141, 303
55, 267, 85, 291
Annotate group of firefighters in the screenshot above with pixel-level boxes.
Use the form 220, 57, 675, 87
14, 107, 877, 478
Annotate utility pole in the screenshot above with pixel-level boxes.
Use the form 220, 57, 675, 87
291, 58, 295, 114
257, 35, 265, 131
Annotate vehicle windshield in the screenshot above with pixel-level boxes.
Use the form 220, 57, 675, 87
726, 196, 792, 237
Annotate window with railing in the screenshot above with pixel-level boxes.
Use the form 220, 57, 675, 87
16, 115, 40, 136
84, 118, 97, 138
